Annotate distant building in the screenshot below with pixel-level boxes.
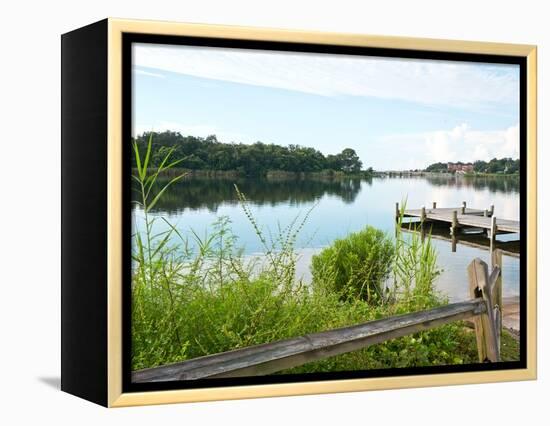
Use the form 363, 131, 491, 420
447, 162, 474, 173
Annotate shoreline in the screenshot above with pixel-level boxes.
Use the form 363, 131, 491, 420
503, 296, 520, 334
134, 167, 375, 180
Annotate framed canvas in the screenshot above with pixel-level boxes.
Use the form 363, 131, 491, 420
61, 18, 537, 407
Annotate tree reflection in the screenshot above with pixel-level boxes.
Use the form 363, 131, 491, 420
424, 175, 520, 194
141, 176, 369, 214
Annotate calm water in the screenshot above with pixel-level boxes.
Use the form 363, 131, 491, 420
133, 175, 520, 302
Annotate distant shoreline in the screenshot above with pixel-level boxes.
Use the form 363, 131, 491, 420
133, 167, 375, 180
131, 167, 519, 180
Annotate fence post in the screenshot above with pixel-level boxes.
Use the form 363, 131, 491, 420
489, 215, 497, 256
491, 249, 503, 347
467, 258, 500, 362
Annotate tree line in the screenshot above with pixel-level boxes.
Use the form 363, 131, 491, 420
425, 158, 520, 174
134, 131, 371, 176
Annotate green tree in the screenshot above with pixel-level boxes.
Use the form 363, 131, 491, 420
338, 148, 362, 173
425, 162, 448, 172
133, 131, 373, 176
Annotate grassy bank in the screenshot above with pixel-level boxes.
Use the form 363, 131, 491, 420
132, 167, 374, 180
131, 138, 518, 372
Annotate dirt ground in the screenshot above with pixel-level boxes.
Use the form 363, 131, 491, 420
502, 296, 520, 338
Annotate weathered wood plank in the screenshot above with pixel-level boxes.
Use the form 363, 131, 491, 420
468, 258, 500, 362
468, 262, 486, 362
488, 265, 501, 297
489, 215, 497, 254
491, 249, 503, 346
132, 299, 486, 383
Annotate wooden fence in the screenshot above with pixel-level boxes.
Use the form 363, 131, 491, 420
133, 254, 503, 383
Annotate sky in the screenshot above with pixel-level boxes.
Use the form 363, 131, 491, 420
132, 43, 520, 171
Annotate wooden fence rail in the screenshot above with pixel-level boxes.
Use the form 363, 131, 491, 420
133, 255, 503, 383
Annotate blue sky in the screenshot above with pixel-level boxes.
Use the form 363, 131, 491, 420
132, 43, 520, 170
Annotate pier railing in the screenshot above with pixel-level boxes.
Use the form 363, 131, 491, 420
132, 255, 503, 383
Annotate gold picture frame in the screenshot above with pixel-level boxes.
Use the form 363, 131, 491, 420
61, 18, 537, 407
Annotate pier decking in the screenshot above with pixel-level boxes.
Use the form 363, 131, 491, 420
397, 202, 520, 254
402, 206, 520, 234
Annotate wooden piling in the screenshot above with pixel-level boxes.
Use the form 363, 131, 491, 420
450, 210, 458, 252
420, 206, 426, 242
450, 210, 458, 234
395, 202, 400, 223
461, 201, 466, 214
489, 204, 494, 216
432, 201, 437, 209
451, 234, 457, 252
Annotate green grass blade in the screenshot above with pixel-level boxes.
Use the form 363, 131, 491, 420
141, 133, 153, 180
146, 173, 186, 212
133, 141, 143, 181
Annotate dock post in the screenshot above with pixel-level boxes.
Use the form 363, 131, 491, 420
451, 234, 457, 252
395, 202, 400, 223
484, 209, 488, 217
489, 204, 494, 217
461, 201, 466, 214
420, 206, 426, 242
432, 201, 437, 209
451, 210, 458, 232
450, 210, 458, 252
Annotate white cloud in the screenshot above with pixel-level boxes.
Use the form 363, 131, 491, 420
133, 43, 519, 110
381, 123, 520, 169
134, 68, 165, 79
426, 123, 520, 162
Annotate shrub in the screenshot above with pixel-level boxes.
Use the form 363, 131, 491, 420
311, 227, 395, 303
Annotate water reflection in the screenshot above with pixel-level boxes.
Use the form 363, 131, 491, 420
424, 175, 520, 194
375, 174, 520, 194
140, 174, 520, 214
146, 175, 368, 213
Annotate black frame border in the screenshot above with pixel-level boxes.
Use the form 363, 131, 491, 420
121, 33, 528, 394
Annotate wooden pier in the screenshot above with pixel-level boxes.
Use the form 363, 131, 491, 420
397, 201, 520, 253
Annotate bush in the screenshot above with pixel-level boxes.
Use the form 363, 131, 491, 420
311, 226, 394, 303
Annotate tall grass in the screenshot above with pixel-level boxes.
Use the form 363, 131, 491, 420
392, 201, 442, 311
131, 139, 505, 372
